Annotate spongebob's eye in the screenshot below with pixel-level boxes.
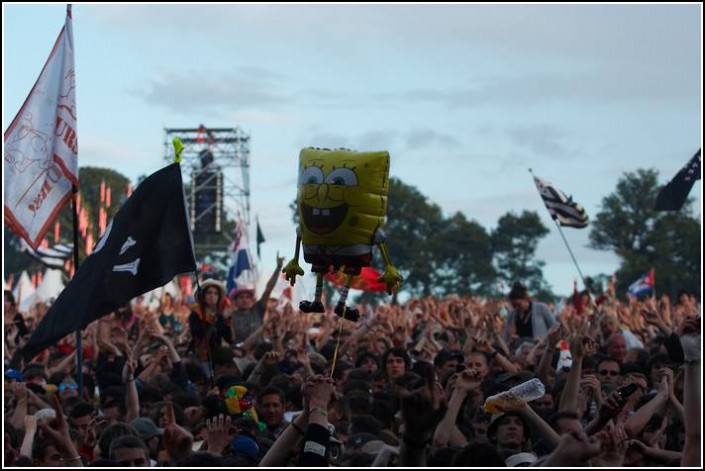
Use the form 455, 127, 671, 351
325, 168, 358, 186
299, 166, 324, 185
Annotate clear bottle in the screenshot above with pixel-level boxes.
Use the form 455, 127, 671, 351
484, 378, 546, 414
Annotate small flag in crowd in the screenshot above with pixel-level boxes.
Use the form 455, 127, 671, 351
628, 268, 655, 298
226, 219, 256, 294
655, 149, 701, 211
532, 174, 589, 228
256, 219, 266, 259
19, 163, 196, 361
4, 5, 78, 249
325, 267, 388, 293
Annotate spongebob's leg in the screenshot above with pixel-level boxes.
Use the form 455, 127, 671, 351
299, 272, 325, 313
334, 273, 360, 322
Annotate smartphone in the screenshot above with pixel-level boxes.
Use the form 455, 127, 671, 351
617, 383, 638, 399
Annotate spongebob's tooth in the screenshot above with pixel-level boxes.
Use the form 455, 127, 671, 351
322, 209, 330, 216
313, 208, 320, 215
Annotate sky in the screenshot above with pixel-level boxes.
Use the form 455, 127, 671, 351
3, 3, 702, 298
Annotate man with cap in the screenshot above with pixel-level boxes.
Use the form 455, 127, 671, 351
230, 255, 284, 343
130, 417, 163, 464
488, 411, 532, 460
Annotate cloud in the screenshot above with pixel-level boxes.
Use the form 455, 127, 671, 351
505, 124, 579, 160
132, 68, 292, 115
405, 128, 461, 150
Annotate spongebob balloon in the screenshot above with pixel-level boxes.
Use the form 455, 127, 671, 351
282, 147, 403, 321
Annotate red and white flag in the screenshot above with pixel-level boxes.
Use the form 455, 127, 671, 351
4, 5, 78, 249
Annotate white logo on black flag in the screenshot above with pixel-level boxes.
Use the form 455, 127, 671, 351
655, 149, 701, 211
19, 163, 196, 361
533, 175, 589, 228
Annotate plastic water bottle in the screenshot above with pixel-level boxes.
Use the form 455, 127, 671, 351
484, 378, 546, 414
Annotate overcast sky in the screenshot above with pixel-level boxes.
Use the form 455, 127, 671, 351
3, 4, 702, 297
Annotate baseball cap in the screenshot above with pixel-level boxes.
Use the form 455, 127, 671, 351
130, 418, 164, 440
230, 435, 260, 457
505, 452, 538, 467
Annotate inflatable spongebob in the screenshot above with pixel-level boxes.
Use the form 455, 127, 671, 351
282, 147, 403, 321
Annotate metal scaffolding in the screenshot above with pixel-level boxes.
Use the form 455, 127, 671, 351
164, 125, 251, 252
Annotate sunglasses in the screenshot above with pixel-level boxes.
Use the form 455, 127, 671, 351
59, 383, 78, 391
598, 370, 620, 377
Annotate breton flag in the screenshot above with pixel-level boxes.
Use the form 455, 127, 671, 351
628, 269, 655, 298
22, 240, 73, 271
533, 175, 589, 228
18, 163, 197, 361
655, 149, 701, 211
4, 5, 79, 249
226, 219, 256, 294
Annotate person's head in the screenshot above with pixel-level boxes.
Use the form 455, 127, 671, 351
434, 350, 464, 380
109, 435, 150, 467
606, 333, 628, 363
4, 290, 16, 313
382, 348, 410, 380
599, 314, 620, 338
355, 352, 379, 376
471, 413, 492, 441
230, 287, 256, 311
508, 282, 530, 311
68, 402, 94, 438
597, 358, 622, 385
130, 417, 163, 456
59, 377, 79, 401
466, 352, 490, 380
138, 387, 162, 419
548, 411, 581, 435
488, 413, 530, 452
97, 423, 139, 460
198, 279, 225, 310
33, 437, 65, 467
647, 353, 671, 388
257, 386, 285, 429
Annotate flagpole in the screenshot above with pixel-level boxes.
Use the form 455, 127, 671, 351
529, 168, 597, 310
71, 188, 84, 398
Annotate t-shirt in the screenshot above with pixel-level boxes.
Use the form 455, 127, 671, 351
231, 301, 266, 342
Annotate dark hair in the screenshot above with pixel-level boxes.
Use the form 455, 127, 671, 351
109, 435, 149, 461
257, 385, 286, 406
381, 347, 411, 371
69, 401, 95, 419
355, 352, 379, 369
508, 281, 529, 301
98, 423, 139, 459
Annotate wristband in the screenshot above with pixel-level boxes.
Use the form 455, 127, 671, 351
309, 406, 328, 417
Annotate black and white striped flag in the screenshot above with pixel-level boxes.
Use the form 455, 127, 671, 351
533, 175, 589, 228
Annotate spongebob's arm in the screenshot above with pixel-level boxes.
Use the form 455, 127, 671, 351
282, 233, 304, 286
377, 242, 403, 295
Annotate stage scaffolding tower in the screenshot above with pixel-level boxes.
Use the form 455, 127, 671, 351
164, 125, 251, 256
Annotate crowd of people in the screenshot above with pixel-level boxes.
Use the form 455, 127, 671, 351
3, 262, 701, 467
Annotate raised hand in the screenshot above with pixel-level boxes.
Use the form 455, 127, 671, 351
205, 414, 232, 455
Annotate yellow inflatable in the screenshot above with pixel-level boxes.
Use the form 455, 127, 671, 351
282, 147, 403, 320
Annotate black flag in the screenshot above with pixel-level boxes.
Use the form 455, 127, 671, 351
655, 149, 701, 211
19, 163, 196, 361
256, 219, 265, 259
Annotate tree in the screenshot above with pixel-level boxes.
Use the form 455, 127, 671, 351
429, 212, 496, 296
589, 169, 701, 299
385, 177, 444, 296
491, 210, 553, 300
